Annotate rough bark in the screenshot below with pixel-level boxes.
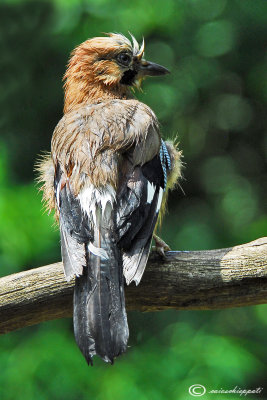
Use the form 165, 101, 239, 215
0, 237, 266, 334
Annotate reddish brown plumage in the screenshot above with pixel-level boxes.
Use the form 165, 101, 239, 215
52, 99, 160, 193
63, 34, 137, 113
37, 33, 182, 364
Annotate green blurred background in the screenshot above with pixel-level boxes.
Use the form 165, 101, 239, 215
0, 0, 266, 399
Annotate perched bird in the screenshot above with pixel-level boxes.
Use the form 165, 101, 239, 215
38, 33, 182, 365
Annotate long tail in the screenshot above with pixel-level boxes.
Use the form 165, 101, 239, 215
73, 207, 129, 365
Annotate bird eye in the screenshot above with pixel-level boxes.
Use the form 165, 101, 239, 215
116, 52, 132, 66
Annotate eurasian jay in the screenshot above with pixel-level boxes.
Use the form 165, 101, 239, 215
38, 33, 182, 364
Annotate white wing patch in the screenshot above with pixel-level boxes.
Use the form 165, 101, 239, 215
56, 185, 60, 208
156, 187, 164, 212
147, 181, 156, 204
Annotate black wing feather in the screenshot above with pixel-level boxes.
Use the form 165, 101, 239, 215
117, 154, 164, 285
55, 165, 92, 244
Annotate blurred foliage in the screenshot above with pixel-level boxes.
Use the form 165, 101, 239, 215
0, 0, 266, 398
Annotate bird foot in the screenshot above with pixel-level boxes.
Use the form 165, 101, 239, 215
152, 234, 171, 257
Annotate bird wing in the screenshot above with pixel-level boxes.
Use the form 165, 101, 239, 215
117, 143, 171, 285
53, 163, 92, 280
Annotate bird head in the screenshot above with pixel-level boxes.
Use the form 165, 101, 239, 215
64, 33, 169, 113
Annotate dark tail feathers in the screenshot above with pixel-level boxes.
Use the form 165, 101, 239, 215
73, 223, 128, 365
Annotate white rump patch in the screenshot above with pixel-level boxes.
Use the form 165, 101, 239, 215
78, 184, 116, 224
147, 181, 156, 204
157, 188, 164, 212
88, 242, 108, 260
78, 184, 115, 260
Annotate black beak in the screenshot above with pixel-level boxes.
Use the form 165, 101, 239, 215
138, 60, 170, 77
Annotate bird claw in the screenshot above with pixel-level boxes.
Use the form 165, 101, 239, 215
152, 234, 171, 258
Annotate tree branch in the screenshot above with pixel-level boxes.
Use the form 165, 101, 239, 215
0, 238, 266, 334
